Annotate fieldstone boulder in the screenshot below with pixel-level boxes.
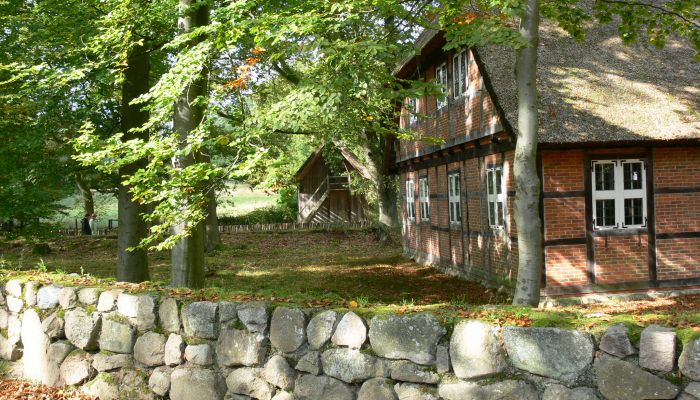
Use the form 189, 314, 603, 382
165, 333, 186, 366
394, 383, 439, 400
450, 320, 506, 379
238, 302, 268, 333
99, 317, 136, 354
369, 313, 446, 365
136, 295, 157, 331
0, 308, 8, 330
114, 369, 154, 400
265, 355, 296, 391
134, 331, 166, 367
438, 380, 539, 400
5, 280, 22, 297
543, 384, 599, 400
296, 351, 321, 375
270, 307, 306, 353
321, 348, 386, 383
42, 312, 65, 339
359, 378, 397, 400
503, 326, 594, 381
117, 293, 139, 318
599, 324, 636, 358
159, 297, 180, 333
48, 341, 75, 365
185, 344, 214, 366
332, 312, 367, 349
22, 308, 60, 386
271, 391, 294, 400
64, 308, 101, 350
227, 367, 274, 400
82, 372, 119, 400
0, 334, 21, 361
597, 355, 679, 400
390, 360, 439, 384
217, 327, 267, 366
295, 374, 354, 400
58, 287, 77, 309
182, 301, 219, 339
683, 382, 700, 399
679, 338, 700, 380
97, 290, 121, 312
219, 301, 238, 323
77, 287, 100, 305
24, 281, 39, 307
170, 366, 226, 400
639, 325, 676, 372
149, 366, 172, 397
6, 294, 23, 312
60, 350, 96, 385
307, 310, 337, 350
92, 353, 133, 372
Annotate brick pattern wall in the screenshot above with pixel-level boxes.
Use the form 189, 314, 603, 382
594, 236, 649, 284
545, 245, 588, 287
656, 238, 700, 281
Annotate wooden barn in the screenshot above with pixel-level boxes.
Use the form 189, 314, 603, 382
295, 145, 371, 223
395, 22, 700, 300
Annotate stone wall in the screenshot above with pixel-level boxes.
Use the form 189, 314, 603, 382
0, 280, 699, 400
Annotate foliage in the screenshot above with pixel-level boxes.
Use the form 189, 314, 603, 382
218, 206, 296, 225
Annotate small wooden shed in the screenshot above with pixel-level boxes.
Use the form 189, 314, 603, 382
295, 145, 371, 223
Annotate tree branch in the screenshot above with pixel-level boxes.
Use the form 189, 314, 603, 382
597, 0, 700, 29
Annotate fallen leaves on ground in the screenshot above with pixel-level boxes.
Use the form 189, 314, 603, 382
0, 380, 96, 400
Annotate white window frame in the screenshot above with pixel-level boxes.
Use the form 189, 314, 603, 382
486, 166, 505, 228
406, 179, 416, 221
435, 62, 448, 110
448, 172, 461, 225
452, 48, 469, 98
591, 159, 647, 230
406, 97, 419, 126
419, 177, 430, 221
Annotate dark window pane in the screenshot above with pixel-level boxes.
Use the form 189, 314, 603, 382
497, 202, 504, 226
488, 202, 495, 225
624, 163, 643, 190
456, 203, 461, 222
487, 171, 494, 195
595, 163, 615, 191
496, 170, 502, 194
624, 198, 643, 225
596, 199, 616, 227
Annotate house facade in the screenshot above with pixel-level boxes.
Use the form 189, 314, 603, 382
395, 26, 700, 299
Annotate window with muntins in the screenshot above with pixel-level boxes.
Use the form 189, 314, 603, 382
448, 172, 461, 225
419, 177, 430, 221
435, 62, 448, 110
486, 166, 505, 228
406, 97, 419, 126
406, 179, 416, 221
453, 48, 469, 98
591, 159, 647, 229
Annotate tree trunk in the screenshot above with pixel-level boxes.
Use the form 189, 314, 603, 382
204, 185, 220, 253
377, 175, 399, 227
171, 0, 209, 288
512, 0, 543, 306
75, 174, 94, 216
117, 43, 150, 283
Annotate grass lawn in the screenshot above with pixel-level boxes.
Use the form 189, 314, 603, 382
1, 229, 699, 343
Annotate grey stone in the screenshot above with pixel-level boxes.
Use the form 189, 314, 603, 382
543, 384, 599, 400
159, 297, 180, 333
185, 343, 214, 366
321, 348, 386, 383
117, 293, 139, 318
271, 307, 306, 353
436, 345, 449, 374
24, 281, 39, 307
114, 369, 155, 400
597, 355, 679, 400
265, 355, 296, 391
503, 326, 594, 382
182, 301, 219, 339
219, 301, 238, 323
368, 313, 446, 365
599, 324, 636, 358
92, 353, 133, 372
238, 302, 268, 333
332, 312, 366, 349
359, 378, 397, 400
394, 383, 439, 400
296, 351, 321, 375
64, 308, 101, 350
165, 333, 186, 366
217, 327, 267, 367
149, 366, 172, 397
99, 317, 136, 354
77, 287, 101, 305
60, 350, 96, 385
36, 284, 63, 309
294, 374, 354, 400
226, 394, 253, 400
307, 310, 337, 350
438, 380, 539, 400
136, 295, 157, 331
684, 382, 700, 398
82, 372, 120, 400
170, 366, 226, 400
58, 287, 77, 309
7, 313, 21, 345
271, 391, 295, 400
0, 308, 7, 329
450, 320, 506, 379
41, 311, 65, 339
97, 290, 121, 312
227, 367, 274, 400
21, 308, 60, 386
6, 295, 23, 312
0, 334, 21, 361
679, 338, 700, 380
390, 360, 439, 384
134, 331, 166, 367
0, 290, 4, 306
48, 341, 74, 364
639, 325, 676, 372
5, 280, 22, 297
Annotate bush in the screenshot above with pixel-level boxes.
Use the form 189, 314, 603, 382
219, 205, 296, 225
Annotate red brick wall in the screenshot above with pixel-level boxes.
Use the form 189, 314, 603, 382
594, 236, 649, 284
545, 245, 588, 287
657, 238, 700, 281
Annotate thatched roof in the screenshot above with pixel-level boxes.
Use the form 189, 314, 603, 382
400, 20, 700, 143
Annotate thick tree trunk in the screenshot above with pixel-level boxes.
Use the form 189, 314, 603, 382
204, 186, 220, 253
512, 0, 543, 306
75, 174, 94, 216
171, 0, 209, 288
117, 43, 150, 283
377, 175, 399, 227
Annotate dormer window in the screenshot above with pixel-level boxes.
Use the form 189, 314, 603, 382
435, 62, 448, 110
453, 48, 469, 98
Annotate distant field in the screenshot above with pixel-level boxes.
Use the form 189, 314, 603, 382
51, 182, 279, 228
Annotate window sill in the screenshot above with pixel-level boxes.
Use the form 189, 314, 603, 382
592, 227, 648, 237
